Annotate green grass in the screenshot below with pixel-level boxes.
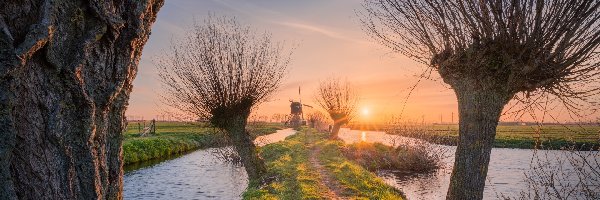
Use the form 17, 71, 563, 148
123, 122, 217, 164
243, 127, 404, 200
424, 125, 600, 149
316, 139, 405, 200
123, 121, 284, 165
243, 132, 324, 199
348, 123, 600, 149
428, 124, 599, 140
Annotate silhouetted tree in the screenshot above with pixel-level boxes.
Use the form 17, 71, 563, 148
157, 16, 291, 180
315, 78, 360, 139
0, 0, 163, 199
361, 1, 600, 199
271, 113, 286, 123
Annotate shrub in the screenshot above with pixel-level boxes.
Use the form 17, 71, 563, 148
342, 140, 448, 173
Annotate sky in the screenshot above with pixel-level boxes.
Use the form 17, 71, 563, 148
126, 0, 599, 124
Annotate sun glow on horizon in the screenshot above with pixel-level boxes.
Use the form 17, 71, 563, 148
361, 107, 370, 116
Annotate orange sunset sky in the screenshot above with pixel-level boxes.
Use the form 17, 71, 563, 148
126, 0, 599, 124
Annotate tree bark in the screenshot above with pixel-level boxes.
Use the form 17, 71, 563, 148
330, 123, 342, 140
225, 116, 267, 182
446, 82, 511, 200
0, 0, 163, 199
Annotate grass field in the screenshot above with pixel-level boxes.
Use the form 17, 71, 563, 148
123, 121, 285, 165
347, 123, 600, 149
428, 124, 599, 141
424, 124, 600, 149
244, 127, 404, 199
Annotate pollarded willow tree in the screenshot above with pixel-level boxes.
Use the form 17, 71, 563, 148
157, 16, 291, 181
361, 1, 600, 199
315, 78, 360, 139
0, 0, 163, 199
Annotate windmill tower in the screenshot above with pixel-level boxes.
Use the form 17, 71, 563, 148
288, 86, 312, 127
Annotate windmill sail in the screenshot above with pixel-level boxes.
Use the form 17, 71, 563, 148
298, 86, 301, 103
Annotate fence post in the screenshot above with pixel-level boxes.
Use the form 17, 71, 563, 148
151, 119, 156, 134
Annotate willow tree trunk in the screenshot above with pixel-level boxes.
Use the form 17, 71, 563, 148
0, 0, 163, 199
225, 116, 267, 181
446, 82, 511, 200
330, 122, 343, 139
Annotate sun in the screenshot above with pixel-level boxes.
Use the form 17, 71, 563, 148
361, 108, 370, 116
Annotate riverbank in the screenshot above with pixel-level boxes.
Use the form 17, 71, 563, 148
346, 124, 600, 150
244, 127, 404, 199
123, 121, 284, 165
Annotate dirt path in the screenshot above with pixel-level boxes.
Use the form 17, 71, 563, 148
309, 145, 348, 200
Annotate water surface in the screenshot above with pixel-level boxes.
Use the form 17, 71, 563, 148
254, 128, 296, 147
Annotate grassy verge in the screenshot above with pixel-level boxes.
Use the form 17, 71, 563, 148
244, 127, 404, 199
123, 122, 216, 165
243, 131, 324, 199
123, 121, 284, 165
316, 139, 405, 199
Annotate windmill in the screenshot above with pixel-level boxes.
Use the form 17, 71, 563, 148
287, 86, 312, 127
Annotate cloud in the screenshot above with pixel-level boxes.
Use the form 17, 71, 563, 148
208, 0, 281, 18
277, 21, 353, 42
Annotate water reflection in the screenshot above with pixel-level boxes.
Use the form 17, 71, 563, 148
124, 149, 247, 199
378, 169, 451, 200
361, 131, 366, 142
254, 128, 296, 147
338, 128, 421, 146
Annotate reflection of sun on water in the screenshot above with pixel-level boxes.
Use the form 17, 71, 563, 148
361, 132, 366, 142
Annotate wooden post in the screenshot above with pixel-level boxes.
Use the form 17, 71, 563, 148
151, 119, 156, 134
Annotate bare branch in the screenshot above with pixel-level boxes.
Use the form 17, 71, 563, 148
314, 77, 360, 138
360, 0, 600, 101
156, 15, 291, 129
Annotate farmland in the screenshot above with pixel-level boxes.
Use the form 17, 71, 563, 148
424, 124, 599, 149
347, 123, 600, 149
